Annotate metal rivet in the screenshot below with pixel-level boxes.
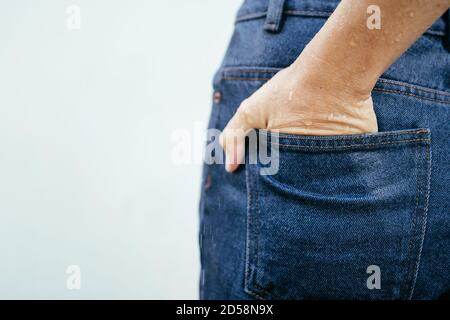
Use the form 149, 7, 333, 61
204, 174, 212, 190
213, 91, 222, 104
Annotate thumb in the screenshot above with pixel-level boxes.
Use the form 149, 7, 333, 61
219, 101, 262, 173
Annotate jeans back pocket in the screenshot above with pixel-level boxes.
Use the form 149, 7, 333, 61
245, 128, 431, 300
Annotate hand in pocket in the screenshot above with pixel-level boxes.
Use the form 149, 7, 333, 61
219, 58, 378, 172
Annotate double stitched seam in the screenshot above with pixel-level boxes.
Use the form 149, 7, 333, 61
221, 75, 450, 103
221, 67, 282, 73
253, 169, 273, 298
285, 9, 332, 17
273, 139, 430, 150
401, 141, 421, 299
378, 78, 450, 97
245, 286, 265, 300
244, 166, 267, 300
222, 77, 272, 81
220, 74, 450, 104
254, 185, 274, 298
236, 10, 334, 23
274, 130, 429, 141
408, 142, 432, 299
373, 88, 450, 105
404, 145, 419, 299
244, 166, 255, 297
221, 68, 450, 97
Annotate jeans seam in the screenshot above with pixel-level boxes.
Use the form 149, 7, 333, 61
285, 9, 332, 17
396, 137, 431, 299
253, 167, 273, 298
244, 165, 253, 297
219, 77, 450, 105
377, 78, 450, 97
219, 67, 450, 103
408, 142, 432, 299
255, 176, 273, 298
372, 88, 450, 105
245, 165, 272, 300
220, 70, 450, 95
401, 144, 421, 299
245, 165, 266, 300
273, 129, 429, 141
273, 139, 430, 150
222, 76, 272, 81
236, 10, 335, 23
244, 287, 266, 300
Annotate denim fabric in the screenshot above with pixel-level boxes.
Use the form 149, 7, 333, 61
199, 0, 450, 300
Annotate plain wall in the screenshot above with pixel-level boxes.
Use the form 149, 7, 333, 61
0, 0, 242, 299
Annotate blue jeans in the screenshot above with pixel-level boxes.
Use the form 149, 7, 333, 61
199, 0, 450, 299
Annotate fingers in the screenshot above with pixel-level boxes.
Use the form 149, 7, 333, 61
219, 100, 261, 173
219, 127, 247, 173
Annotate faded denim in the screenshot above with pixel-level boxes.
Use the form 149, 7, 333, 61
199, 0, 450, 300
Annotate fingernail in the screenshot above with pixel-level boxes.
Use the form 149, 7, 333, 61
225, 151, 236, 173
225, 156, 232, 172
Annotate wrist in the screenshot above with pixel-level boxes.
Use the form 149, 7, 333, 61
292, 47, 378, 101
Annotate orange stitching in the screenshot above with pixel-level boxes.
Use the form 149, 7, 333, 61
272, 138, 430, 149
271, 130, 430, 141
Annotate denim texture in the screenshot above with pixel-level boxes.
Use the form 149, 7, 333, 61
199, 0, 450, 299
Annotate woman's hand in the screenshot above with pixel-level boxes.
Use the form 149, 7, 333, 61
219, 54, 378, 173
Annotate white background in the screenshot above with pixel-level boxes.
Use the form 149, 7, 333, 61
0, 0, 242, 299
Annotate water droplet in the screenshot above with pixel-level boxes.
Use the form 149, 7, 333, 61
288, 90, 293, 101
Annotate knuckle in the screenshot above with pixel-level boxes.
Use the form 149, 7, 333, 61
237, 99, 253, 125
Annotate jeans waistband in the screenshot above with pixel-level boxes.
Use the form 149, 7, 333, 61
236, 0, 449, 38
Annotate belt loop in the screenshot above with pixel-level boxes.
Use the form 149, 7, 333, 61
264, 0, 286, 33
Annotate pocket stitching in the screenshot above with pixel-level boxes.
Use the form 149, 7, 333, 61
401, 144, 422, 299
219, 67, 450, 104
273, 129, 430, 141
245, 135, 431, 299
273, 138, 430, 150
411, 142, 431, 299
401, 142, 431, 299
245, 165, 271, 300
253, 178, 274, 299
